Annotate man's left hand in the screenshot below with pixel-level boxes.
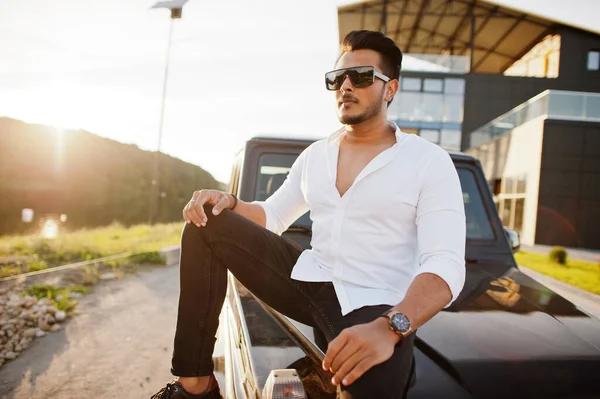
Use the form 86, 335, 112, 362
322, 317, 400, 386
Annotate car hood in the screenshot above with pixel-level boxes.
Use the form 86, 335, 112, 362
417, 264, 600, 398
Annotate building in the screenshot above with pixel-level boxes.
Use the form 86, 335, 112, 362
337, 0, 600, 249
467, 90, 600, 249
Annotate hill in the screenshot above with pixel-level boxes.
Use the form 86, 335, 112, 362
0, 117, 223, 235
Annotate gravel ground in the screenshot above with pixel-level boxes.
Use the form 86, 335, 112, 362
0, 264, 225, 399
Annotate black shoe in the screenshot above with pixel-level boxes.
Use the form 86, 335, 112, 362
151, 377, 222, 399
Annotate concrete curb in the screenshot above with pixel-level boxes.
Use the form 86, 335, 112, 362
159, 245, 181, 266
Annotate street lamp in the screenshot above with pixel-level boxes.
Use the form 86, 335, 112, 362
149, 0, 191, 224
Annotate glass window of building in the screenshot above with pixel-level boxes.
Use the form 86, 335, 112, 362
421, 93, 444, 121
514, 199, 525, 232
587, 50, 600, 71
501, 199, 513, 227
442, 94, 464, 122
420, 129, 440, 143
396, 91, 422, 120
444, 78, 465, 94
423, 78, 443, 93
503, 177, 518, 194
391, 76, 465, 152
516, 175, 527, 194
401, 77, 421, 91
440, 130, 462, 151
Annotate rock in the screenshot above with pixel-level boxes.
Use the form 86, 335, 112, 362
19, 337, 31, 349
0, 288, 75, 363
38, 319, 50, 331
37, 298, 53, 307
9, 295, 20, 304
54, 311, 66, 322
100, 272, 117, 281
23, 328, 36, 338
68, 292, 82, 299
23, 296, 37, 308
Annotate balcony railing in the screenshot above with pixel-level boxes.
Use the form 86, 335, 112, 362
469, 90, 600, 148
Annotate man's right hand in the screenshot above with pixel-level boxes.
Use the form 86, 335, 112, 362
183, 190, 234, 227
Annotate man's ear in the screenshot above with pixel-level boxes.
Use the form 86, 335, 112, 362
385, 79, 399, 103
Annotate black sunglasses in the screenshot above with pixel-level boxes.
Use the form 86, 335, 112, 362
325, 66, 391, 91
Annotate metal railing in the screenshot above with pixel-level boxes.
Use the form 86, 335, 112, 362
468, 90, 600, 148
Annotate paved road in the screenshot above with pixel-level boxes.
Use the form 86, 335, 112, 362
0, 265, 224, 399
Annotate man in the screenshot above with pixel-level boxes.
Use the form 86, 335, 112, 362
152, 30, 466, 399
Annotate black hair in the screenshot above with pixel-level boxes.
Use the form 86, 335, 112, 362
339, 30, 403, 80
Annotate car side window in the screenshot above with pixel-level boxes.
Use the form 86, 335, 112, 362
457, 168, 495, 240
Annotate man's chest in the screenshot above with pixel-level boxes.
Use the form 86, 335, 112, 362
336, 146, 386, 197
302, 147, 420, 220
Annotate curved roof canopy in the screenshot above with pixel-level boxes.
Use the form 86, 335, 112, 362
338, 0, 574, 73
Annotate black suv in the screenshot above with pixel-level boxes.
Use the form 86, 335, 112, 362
219, 136, 600, 399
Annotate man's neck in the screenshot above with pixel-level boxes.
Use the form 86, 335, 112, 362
343, 117, 395, 146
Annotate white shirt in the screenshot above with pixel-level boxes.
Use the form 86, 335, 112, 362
256, 123, 466, 316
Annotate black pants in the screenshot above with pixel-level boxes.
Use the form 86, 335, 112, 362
171, 206, 415, 399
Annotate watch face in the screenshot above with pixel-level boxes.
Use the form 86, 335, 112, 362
390, 313, 411, 333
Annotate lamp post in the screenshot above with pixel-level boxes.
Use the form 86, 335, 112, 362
149, 0, 190, 224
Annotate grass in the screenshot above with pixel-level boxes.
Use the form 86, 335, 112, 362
0, 222, 180, 278
515, 251, 600, 295
23, 284, 89, 314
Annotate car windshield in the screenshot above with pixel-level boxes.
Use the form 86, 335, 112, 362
255, 153, 495, 240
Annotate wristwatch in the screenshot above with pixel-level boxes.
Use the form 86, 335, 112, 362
379, 310, 413, 339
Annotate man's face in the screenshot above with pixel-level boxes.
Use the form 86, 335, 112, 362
334, 49, 390, 125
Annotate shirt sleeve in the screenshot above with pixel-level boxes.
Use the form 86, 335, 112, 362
253, 146, 310, 236
414, 150, 466, 308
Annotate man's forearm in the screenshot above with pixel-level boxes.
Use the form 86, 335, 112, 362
389, 273, 452, 332
228, 195, 267, 228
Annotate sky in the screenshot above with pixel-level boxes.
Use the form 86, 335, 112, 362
1, 0, 598, 183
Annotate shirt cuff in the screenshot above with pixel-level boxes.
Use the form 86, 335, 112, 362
414, 257, 466, 308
